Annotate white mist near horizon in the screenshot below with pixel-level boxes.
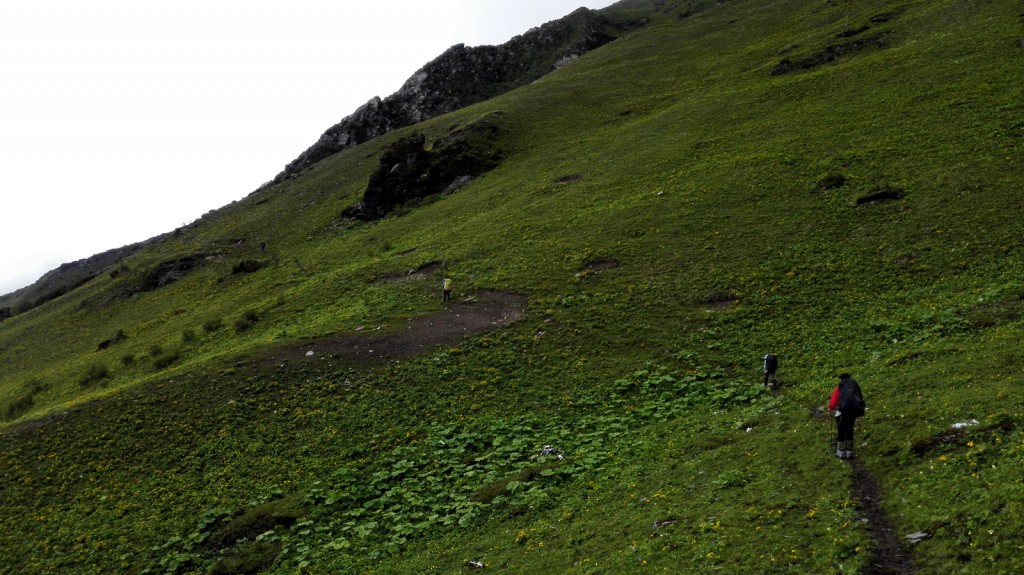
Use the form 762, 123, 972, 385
0, 0, 618, 296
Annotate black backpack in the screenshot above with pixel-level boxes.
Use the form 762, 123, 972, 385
850, 394, 866, 417
841, 382, 866, 417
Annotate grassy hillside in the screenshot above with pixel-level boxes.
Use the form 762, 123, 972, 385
1, 0, 1023, 573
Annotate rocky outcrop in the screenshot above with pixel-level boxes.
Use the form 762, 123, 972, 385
344, 112, 506, 220
268, 7, 645, 186
0, 242, 148, 318
1, 8, 647, 318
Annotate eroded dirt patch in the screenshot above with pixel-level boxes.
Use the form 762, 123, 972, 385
267, 290, 527, 365
579, 258, 620, 272
6, 291, 527, 438
378, 260, 443, 283
771, 32, 890, 75
856, 186, 904, 205
698, 291, 739, 311
910, 418, 1014, 456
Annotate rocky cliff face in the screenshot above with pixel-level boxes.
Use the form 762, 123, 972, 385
268, 7, 646, 186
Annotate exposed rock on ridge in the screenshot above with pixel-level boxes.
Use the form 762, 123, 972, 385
344, 112, 506, 220
1, 6, 646, 312
0, 242, 148, 318
269, 8, 643, 186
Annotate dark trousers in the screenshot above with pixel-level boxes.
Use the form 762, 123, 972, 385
836, 413, 856, 442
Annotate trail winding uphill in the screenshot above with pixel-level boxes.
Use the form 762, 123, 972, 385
263, 290, 528, 366
850, 460, 916, 574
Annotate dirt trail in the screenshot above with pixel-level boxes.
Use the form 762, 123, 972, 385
5, 290, 528, 438
811, 408, 915, 574
264, 290, 528, 365
849, 459, 916, 574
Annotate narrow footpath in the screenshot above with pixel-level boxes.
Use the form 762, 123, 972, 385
849, 459, 916, 575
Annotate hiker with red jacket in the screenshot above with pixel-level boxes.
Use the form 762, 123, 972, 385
829, 373, 866, 459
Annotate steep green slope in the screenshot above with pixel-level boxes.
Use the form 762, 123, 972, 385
1, 0, 1022, 573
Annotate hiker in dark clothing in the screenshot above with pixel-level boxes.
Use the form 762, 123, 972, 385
829, 373, 866, 459
762, 353, 779, 388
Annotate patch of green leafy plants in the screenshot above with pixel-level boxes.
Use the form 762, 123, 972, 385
1, 0, 1023, 573
145, 362, 854, 574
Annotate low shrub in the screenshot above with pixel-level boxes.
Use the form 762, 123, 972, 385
209, 497, 306, 549
203, 317, 224, 333
25, 378, 47, 394
96, 329, 127, 351
4, 377, 51, 418
78, 363, 110, 387
234, 310, 260, 333
3, 393, 34, 420
231, 260, 268, 275
152, 351, 181, 371
471, 462, 563, 504
207, 541, 282, 575
817, 173, 847, 190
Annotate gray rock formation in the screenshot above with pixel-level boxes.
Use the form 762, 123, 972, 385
268, 7, 646, 186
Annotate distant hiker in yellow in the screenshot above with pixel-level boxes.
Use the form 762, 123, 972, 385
442, 277, 452, 302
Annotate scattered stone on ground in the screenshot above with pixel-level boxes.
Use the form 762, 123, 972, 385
905, 532, 931, 544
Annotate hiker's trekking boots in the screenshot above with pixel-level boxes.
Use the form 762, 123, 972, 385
835, 440, 854, 459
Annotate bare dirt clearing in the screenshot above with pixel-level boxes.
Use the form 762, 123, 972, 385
265, 290, 528, 365
4, 290, 528, 438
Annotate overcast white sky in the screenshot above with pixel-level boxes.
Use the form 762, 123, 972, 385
0, 0, 618, 296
